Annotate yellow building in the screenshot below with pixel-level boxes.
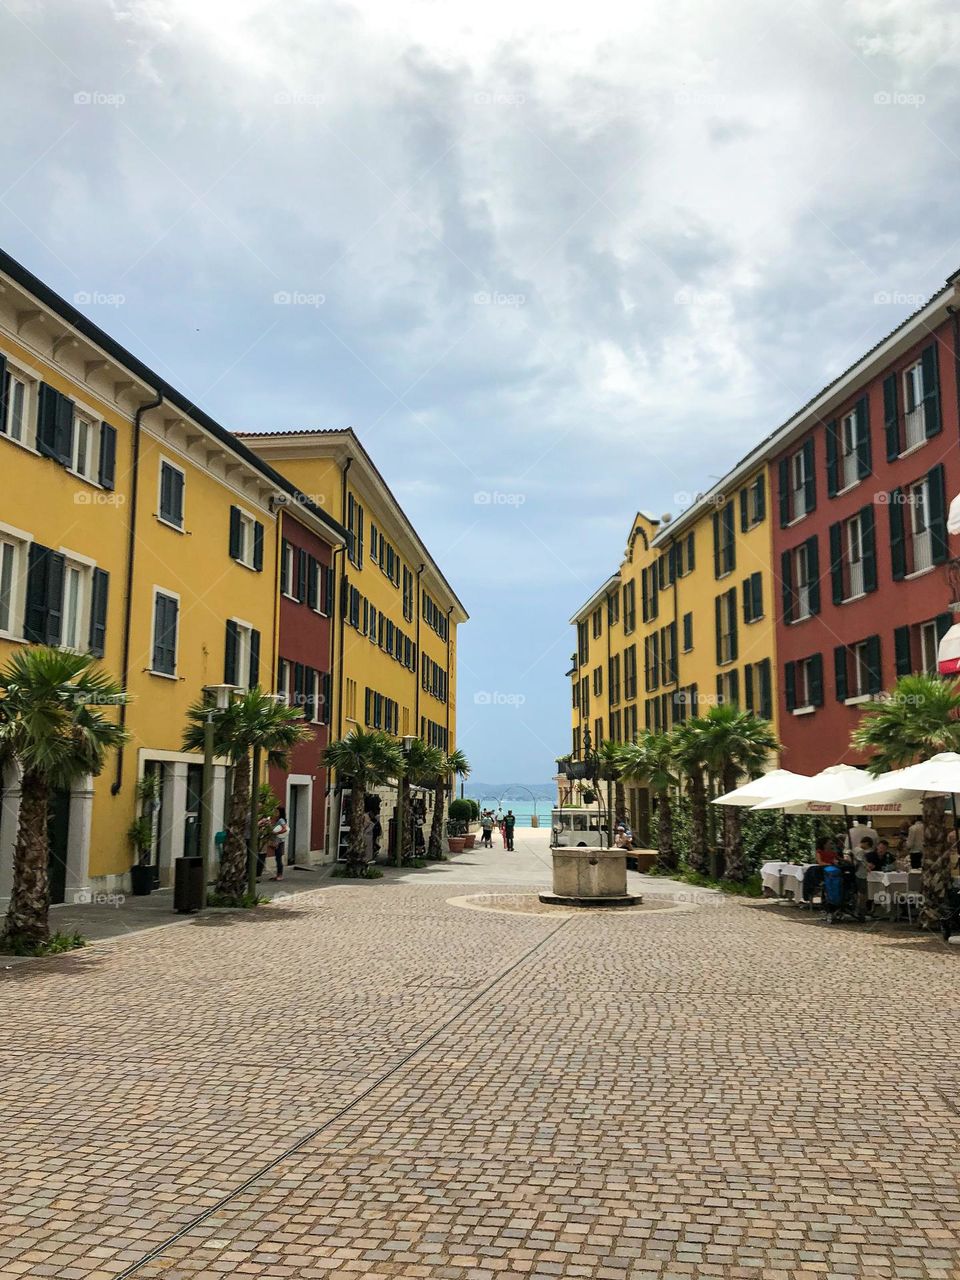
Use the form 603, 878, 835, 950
0, 249, 345, 900
236, 430, 468, 856
566, 468, 779, 841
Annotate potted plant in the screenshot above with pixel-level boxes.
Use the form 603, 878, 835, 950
582, 787, 597, 805
128, 772, 160, 895
447, 799, 472, 853
555, 755, 573, 778
566, 759, 589, 780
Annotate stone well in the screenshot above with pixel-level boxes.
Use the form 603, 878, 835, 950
539, 846, 640, 908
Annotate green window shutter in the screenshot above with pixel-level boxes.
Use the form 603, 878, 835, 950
224, 619, 239, 685
784, 661, 796, 712
825, 420, 839, 497
781, 549, 795, 623
98, 422, 117, 490
778, 458, 790, 527
860, 504, 877, 592
802, 438, 816, 513
252, 521, 264, 572
0, 354, 7, 428
49, 390, 73, 466
833, 645, 848, 702
25, 543, 60, 643
36, 384, 60, 460
306, 556, 319, 609
295, 549, 307, 602
865, 634, 882, 695
855, 395, 872, 478
752, 572, 763, 620
153, 594, 178, 675
715, 675, 722, 707
883, 373, 900, 460
279, 539, 290, 593
744, 662, 754, 712
936, 612, 953, 642
687, 531, 695, 570
889, 491, 906, 580
321, 671, 331, 724
712, 512, 720, 577
739, 487, 748, 532
714, 595, 722, 663
809, 653, 824, 707
729, 669, 739, 708
88, 568, 109, 657
741, 578, 751, 623
728, 589, 738, 660
249, 628, 261, 688
723, 502, 735, 573
325, 566, 334, 615
928, 463, 947, 564
894, 624, 912, 676
758, 660, 772, 719
829, 522, 843, 604
228, 506, 242, 559
806, 536, 821, 614
921, 342, 941, 438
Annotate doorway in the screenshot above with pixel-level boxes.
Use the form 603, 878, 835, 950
47, 786, 71, 905
287, 780, 312, 865
183, 764, 203, 859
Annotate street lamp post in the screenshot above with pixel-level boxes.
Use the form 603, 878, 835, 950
395, 734, 415, 867
199, 683, 238, 910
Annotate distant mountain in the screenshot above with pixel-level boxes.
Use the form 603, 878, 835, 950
464, 782, 556, 800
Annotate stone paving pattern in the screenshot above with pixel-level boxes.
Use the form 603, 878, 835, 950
3, 831, 960, 1279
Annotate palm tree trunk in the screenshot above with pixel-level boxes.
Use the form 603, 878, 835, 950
722, 767, 746, 881
1, 769, 51, 948
615, 781, 626, 827
428, 779, 444, 859
657, 788, 677, 872
398, 777, 414, 864
341, 779, 366, 876
217, 754, 251, 899
605, 778, 614, 847
921, 794, 949, 929
687, 772, 708, 873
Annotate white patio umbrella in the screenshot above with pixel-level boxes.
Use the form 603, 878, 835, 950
712, 768, 808, 807
841, 752, 960, 812
750, 764, 877, 815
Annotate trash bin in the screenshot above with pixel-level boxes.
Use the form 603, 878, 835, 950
173, 856, 205, 914
530, 814, 539, 828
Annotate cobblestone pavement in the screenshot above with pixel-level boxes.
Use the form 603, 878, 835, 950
4, 829, 960, 1279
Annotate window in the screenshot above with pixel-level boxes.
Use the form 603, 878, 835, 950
422, 590, 449, 640
158, 460, 185, 530
572, 680, 580, 710
889, 465, 946, 580
23, 543, 103, 653
715, 588, 737, 664
594, 716, 604, 747
62, 562, 84, 649
577, 619, 589, 665
682, 612, 693, 652
607, 590, 620, 625
784, 653, 823, 712
229, 506, 264, 571
280, 540, 294, 595
151, 591, 179, 676
623, 645, 638, 700
716, 669, 739, 707
739, 474, 766, 530
623, 579, 637, 633
778, 439, 816, 526
224, 619, 261, 690
608, 653, 621, 705
660, 621, 677, 685
36, 382, 73, 465
580, 676, 590, 718
894, 614, 951, 678
743, 660, 773, 720
884, 345, 940, 458
781, 537, 820, 624
609, 709, 622, 742
644, 632, 660, 692
828, 506, 876, 604
834, 635, 881, 702
592, 606, 602, 639
402, 565, 414, 621
1, 361, 31, 445
71, 414, 98, 480
623, 704, 638, 742
674, 684, 697, 723
742, 572, 763, 624
346, 493, 365, 567
712, 501, 735, 577
592, 665, 603, 697
641, 566, 658, 622
920, 621, 939, 676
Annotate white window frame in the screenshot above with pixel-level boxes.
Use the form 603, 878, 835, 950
2, 364, 34, 449
150, 586, 181, 679
795, 658, 814, 712
908, 477, 932, 575
157, 458, 186, 532
902, 361, 925, 451
281, 541, 296, 599
920, 620, 939, 675
794, 544, 812, 620
0, 522, 31, 640
844, 513, 865, 600
58, 547, 95, 653
231, 617, 256, 691
234, 506, 258, 570
839, 410, 860, 492
851, 640, 871, 698
71, 412, 99, 482
789, 449, 808, 521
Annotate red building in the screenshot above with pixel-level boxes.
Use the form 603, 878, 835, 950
771, 279, 960, 774
271, 504, 343, 862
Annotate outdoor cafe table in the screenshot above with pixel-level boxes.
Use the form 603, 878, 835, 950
760, 861, 814, 900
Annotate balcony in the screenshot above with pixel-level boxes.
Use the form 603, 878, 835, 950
840, 449, 859, 491
847, 558, 864, 599
911, 529, 933, 575
903, 404, 926, 452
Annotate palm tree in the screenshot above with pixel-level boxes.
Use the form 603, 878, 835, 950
851, 673, 960, 927
672, 717, 711, 873
429, 748, 470, 859
323, 729, 403, 874
698, 705, 780, 881
184, 688, 311, 900
397, 739, 445, 863
619, 731, 679, 872
0, 647, 128, 949
597, 740, 624, 846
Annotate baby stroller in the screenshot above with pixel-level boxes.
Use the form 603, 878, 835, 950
821, 863, 862, 923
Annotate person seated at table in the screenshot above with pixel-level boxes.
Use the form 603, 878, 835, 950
857, 836, 882, 873
815, 835, 837, 866
614, 823, 634, 851
874, 838, 893, 870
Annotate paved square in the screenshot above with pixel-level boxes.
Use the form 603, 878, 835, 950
3, 830, 960, 1279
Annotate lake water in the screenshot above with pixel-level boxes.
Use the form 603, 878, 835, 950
470, 797, 553, 827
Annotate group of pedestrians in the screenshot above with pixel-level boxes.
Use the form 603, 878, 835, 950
479, 807, 517, 851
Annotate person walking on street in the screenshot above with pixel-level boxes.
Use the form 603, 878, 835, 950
267, 806, 289, 881
503, 809, 516, 852
480, 812, 494, 847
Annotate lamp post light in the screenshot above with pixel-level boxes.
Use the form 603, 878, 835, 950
199, 684, 239, 910
396, 734, 415, 867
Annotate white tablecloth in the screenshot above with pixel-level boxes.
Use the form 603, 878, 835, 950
760, 861, 815, 899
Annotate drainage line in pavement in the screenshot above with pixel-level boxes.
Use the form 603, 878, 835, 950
114, 915, 572, 1279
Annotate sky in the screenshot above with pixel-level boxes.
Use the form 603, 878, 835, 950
2, 0, 960, 782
